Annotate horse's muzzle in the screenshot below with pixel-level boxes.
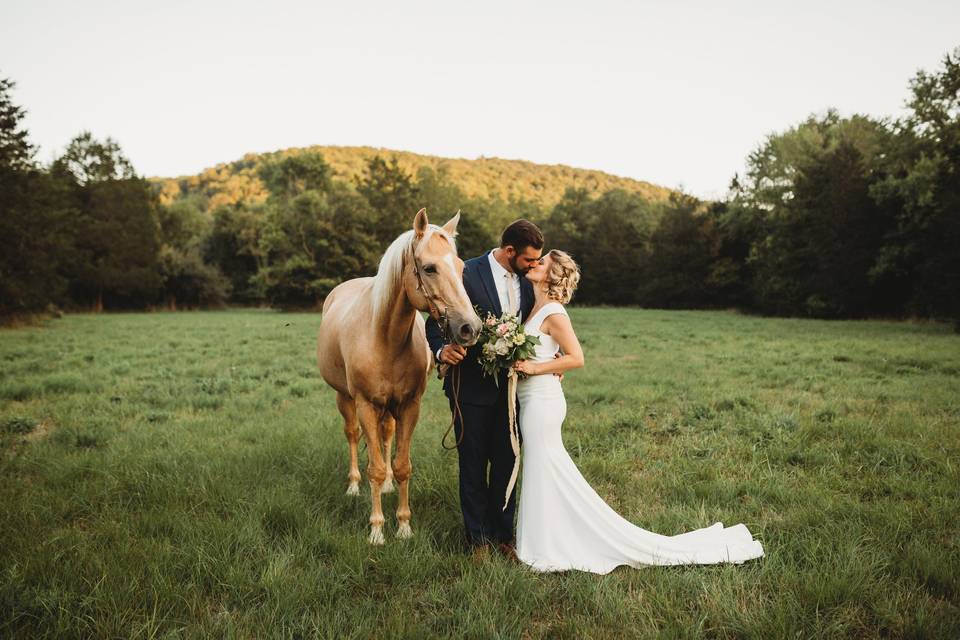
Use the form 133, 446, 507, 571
449, 312, 482, 347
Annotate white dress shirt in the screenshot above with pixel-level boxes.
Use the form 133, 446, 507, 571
487, 249, 521, 316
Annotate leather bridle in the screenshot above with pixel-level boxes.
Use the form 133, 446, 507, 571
410, 236, 467, 451
411, 237, 451, 334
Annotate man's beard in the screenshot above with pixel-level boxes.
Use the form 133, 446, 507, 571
509, 255, 530, 274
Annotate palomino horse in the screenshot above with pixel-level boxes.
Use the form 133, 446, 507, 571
317, 209, 481, 544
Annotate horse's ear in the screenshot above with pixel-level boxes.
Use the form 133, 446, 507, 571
413, 208, 429, 238
442, 210, 461, 237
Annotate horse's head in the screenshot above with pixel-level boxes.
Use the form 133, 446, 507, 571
407, 208, 482, 347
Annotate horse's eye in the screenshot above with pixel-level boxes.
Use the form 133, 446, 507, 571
424, 265, 437, 274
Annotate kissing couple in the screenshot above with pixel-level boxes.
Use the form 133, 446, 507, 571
425, 219, 764, 573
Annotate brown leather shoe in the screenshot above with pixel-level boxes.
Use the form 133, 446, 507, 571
497, 542, 519, 563
469, 543, 492, 563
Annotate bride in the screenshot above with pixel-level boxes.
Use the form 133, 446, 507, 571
512, 250, 765, 574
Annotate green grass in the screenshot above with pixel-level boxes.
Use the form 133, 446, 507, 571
1, 308, 958, 639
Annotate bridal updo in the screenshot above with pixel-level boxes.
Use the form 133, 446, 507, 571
545, 250, 580, 304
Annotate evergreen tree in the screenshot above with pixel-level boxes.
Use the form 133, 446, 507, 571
0, 78, 77, 314
0, 78, 34, 171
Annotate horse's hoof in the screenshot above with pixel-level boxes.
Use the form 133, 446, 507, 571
368, 526, 385, 545
346, 482, 360, 496
396, 522, 413, 539
381, 477, 395, 494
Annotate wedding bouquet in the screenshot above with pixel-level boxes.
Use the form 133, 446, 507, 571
476, 310, 540, 383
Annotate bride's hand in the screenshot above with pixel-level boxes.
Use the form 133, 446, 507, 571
514, 359, 537, 375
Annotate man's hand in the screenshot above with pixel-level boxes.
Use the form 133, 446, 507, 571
554, 352, 564, 381
440, 344, 467, 366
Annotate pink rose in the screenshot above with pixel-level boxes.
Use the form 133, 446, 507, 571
497, 323, 510, 335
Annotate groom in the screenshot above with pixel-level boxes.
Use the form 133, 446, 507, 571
425, 219, 543, 558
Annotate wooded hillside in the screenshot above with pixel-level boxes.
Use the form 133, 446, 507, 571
151, 146, 675, 211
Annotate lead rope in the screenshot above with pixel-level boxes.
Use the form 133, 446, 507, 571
440, 364, 464, 450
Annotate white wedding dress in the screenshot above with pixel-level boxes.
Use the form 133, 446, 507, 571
515, 302, 765, 574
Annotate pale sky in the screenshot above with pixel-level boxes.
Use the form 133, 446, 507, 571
3, 0, 958, 199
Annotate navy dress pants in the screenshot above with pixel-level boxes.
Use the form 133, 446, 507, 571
450, 388, 520, 547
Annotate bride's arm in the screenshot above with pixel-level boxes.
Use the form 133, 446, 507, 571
514, 314, 584, 376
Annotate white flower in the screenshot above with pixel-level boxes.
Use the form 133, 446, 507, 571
512, 332, 525, 345
482, 342, 498, 360
494, 338, 511, 356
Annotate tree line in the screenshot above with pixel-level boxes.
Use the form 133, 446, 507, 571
1, 47, 957, 327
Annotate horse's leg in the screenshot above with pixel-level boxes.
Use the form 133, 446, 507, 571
335, 392, 361, 496
381, 413, 396, 494
393, 399, 421, 539
356, 398, 387, 545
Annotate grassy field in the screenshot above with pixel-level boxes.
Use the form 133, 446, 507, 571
1, 308, 958, 639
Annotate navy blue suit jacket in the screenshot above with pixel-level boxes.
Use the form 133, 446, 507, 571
425, 251, 535, 406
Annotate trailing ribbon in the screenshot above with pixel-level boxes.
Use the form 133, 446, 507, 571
503, 367, 520, 510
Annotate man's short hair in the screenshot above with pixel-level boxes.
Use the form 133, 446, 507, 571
500, 219, 544, 253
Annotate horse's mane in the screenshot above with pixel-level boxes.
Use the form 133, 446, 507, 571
370, 225, 456, 324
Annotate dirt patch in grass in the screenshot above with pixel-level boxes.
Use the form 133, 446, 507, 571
23, 419, 52, 443
3, 418, 53, 458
